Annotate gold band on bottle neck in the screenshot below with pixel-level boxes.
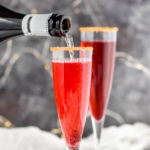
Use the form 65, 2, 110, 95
79, 27, 119, 32
50, 47, 93, 51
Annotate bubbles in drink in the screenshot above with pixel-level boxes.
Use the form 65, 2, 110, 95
52, 58, 91, 63
65, 32, 74, 59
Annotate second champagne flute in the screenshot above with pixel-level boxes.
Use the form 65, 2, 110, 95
80, 27, 118, 150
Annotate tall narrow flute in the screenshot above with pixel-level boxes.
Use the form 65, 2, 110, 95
80, 27, 118, 150
0, 5, 71, 44
51, 47, 93, 150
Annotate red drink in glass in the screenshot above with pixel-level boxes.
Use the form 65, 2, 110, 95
52, 59, 92, 149
81, 41, 116, 121
80, 27, 118, 150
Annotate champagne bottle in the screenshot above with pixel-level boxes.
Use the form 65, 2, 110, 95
0, 5, 72, 44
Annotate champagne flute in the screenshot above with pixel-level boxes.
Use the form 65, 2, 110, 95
80, 27, 118, 150
51, 47, 93, 150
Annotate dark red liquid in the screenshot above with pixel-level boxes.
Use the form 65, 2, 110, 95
52, 59, 91, 149
81, 41, 116, 121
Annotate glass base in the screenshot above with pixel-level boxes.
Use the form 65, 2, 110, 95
91, 116, 105, 150
66, 146, 79, 150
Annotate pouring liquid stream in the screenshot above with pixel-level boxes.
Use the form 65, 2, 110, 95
65, 32, 74, 59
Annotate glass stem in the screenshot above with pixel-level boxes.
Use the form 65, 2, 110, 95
91, 116, 105, 150
66, 146, 79, 150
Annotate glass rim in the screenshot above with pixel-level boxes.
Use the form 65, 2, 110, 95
50, 47, 93, 51
79, 27, 119, 32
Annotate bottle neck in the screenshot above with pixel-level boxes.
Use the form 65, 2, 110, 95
22, 13, 71, 37
0, 5, 25, 31
0, 5, 25, 43
22, 14, 53, 36
0, 5, 25, 19
0, 5, 71, 42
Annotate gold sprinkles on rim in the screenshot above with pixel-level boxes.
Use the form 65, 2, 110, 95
79, 27, 119, 32
50, 47, 93, 51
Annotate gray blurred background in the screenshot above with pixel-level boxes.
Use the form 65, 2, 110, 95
0, 0, 150, 137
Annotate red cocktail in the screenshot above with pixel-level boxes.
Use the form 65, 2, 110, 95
51, 47, 93, 150
80, 27, 118, 150
80, 41, 116, 121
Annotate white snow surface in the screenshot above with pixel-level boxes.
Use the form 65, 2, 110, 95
0, 123, 150, 150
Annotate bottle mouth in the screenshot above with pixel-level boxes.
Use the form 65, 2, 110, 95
60, 16, 71, 35
62, 18, 71, 30
48, 14, 72, 37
